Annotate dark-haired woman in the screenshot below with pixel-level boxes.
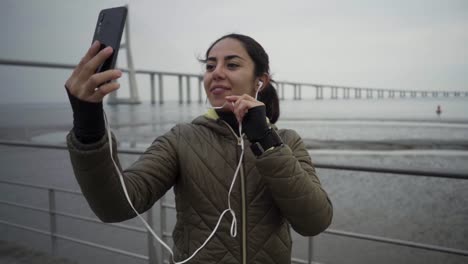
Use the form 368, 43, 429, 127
65, 33, 333, 264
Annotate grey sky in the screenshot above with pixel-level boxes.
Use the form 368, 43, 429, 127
0, 0, 467, 104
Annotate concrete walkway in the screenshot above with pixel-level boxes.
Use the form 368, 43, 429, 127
0, 241, 77, 264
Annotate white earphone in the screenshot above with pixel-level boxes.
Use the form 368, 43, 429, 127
255, 81, 264, 100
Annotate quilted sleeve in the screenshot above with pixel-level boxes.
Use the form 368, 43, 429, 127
67, 126, 179, 223
255, 129, 333, 236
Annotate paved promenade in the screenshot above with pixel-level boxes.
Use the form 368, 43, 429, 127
0, 241, 77, 264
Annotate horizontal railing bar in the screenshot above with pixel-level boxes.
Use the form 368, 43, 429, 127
0, 179, 82, 195
324, 229, 468, 256
135, 69, 200, 78
316, 163, 468, 180
0, 219, 51, 236
0, 220, 148, 260
0, 140, 144, 155
0, 59, 200, 78
0, 200, 50, 214
0, 59, 75, 70
55, 211, 147, 234
0, 199, 147, 233
0, 140, 69, 150
1, 140, 467, 179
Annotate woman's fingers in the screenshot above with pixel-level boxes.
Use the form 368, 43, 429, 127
71, 69, 121, 102
84, 69, 122, 91
225, 94, 264, 123
77, 46, 114, 84
65, 41, 101, 90
89, 81, 121, 102
76, 41, 101, 74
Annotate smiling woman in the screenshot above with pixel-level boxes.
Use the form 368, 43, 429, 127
65, 33, 333, 264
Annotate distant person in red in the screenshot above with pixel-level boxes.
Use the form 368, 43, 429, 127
436, 105, 442, 116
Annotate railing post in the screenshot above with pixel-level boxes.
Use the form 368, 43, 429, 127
158, 74, 164, 104
186, 75, 191, 104
147, 208, 158, 263
298, 84, 302, 100
281, 83, 285, 100
150, 73, 156, 105
198, 76, 203, 103
293, 84, 297, 100
178, 75, 183, 104
308, 237, 314, 264
48, 189, 57, 255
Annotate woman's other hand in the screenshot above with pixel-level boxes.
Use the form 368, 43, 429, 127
225, 94, 264, 124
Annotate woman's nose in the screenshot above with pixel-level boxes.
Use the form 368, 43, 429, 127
212, 64, 226, 80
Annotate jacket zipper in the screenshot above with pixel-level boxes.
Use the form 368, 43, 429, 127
221, 121, 247, 264
240, 159, 247, 264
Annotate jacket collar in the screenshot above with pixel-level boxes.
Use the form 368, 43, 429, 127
190, 110, 234, 138
193, 109, 278, 136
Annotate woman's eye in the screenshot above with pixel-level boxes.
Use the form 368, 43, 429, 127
206, 64, 215, 71
227, 63, 239, 69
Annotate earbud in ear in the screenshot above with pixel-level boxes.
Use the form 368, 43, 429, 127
258, 81, 263, 89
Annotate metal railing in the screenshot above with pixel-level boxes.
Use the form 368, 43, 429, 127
1, 58, 467, 103
1, 141, 467, 264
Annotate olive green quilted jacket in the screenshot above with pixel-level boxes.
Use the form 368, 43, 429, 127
67, 110, 333, 264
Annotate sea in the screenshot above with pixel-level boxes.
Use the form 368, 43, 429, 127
1, 97, 467, 264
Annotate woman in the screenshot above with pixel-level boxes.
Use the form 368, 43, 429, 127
65, 33, 332, 264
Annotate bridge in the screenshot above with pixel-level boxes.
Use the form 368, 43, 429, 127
1, 59, 467, 104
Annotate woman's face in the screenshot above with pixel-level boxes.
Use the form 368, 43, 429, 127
203, 38, 257, 109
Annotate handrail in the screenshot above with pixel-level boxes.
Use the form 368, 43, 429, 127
1, 140, 467, 179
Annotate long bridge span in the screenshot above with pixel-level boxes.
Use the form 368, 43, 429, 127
275, 81, 468, 100
1, 59, 467, 104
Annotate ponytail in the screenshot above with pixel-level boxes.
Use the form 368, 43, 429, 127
258, 80, 280, 124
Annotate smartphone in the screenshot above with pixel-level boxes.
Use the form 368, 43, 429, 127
92, 6, 127, 74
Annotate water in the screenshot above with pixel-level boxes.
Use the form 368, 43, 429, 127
1, 97, 468, 264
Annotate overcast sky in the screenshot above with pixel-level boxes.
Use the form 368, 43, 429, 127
0, 0, 467, 104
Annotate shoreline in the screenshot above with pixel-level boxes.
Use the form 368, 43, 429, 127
1, 126, 468, 152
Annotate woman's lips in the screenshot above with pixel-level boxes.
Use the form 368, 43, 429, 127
211, 87, 230, 95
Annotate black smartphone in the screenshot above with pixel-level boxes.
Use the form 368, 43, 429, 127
92, 6, 127, 74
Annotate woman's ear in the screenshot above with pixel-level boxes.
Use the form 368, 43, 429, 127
256, 74, 270, 92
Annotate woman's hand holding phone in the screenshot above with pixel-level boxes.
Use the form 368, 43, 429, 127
65, 40, 122, 103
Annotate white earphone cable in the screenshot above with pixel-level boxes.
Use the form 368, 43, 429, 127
103, 109, 243, 263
